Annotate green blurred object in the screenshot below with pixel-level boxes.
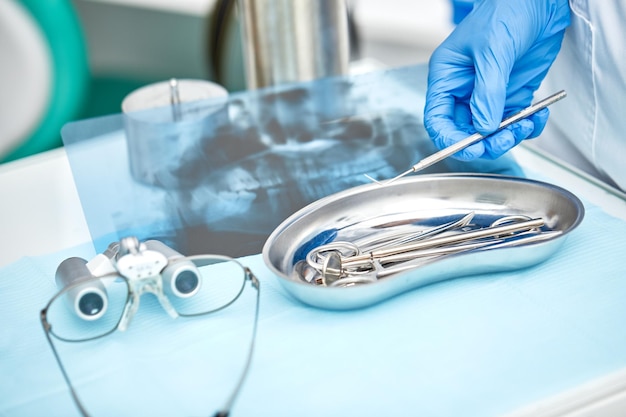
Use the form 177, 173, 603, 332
1, 0, 159, 163
1, 0, 89, 163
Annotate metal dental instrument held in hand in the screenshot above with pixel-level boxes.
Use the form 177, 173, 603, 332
365, 90, 567, 186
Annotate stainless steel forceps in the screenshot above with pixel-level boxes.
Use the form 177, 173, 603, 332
302, 215, 557, 287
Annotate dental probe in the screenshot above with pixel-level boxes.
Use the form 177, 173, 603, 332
365, 90, 567, 186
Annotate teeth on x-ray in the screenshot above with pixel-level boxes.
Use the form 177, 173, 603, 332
72, 68, 522, 258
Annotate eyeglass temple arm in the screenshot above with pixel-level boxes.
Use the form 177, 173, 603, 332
40, 310, 92, 417
213, 270, 260, 417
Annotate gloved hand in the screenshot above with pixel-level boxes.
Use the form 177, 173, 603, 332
450, 0, 474, 24
424, 0, 570, 161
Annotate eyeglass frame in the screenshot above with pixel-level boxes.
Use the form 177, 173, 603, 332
40, 239, 260, 417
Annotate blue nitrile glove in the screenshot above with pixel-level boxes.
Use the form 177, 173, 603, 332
424, 0, 570, 161
451, 0, 474, 24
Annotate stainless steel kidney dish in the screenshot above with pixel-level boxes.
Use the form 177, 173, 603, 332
262, 174, 584, 309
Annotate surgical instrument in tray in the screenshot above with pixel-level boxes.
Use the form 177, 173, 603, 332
303, 216, 551, 286
263, 174, 584, 309
350, 212, 476, 252
365, 90, 567, 186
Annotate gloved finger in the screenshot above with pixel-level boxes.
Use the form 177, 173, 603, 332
505, 32, 569, 107
453, 101, 476, 133
424, 47, 475, 126
467, 0, 567, 134
424, 72, 473, 129
481, 118, 535, 159
525, 107, 550, 138
426, 114, 485, 161
424, 90, 456, 131
469, 49, 511, 135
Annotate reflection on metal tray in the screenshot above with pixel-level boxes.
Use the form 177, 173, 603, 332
262, 174, 584, 309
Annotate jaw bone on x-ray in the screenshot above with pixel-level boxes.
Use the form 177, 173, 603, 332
62, 66, 522, 258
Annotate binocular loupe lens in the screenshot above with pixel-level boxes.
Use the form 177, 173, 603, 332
174, 269, 200, 295
164, 263, 201, 298
143, 240, 202, 298
77, 290, 106, 317
55, 257, 109, 321
73, 286, 108, 320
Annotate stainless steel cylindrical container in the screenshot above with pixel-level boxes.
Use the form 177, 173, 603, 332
238, 0, 350, 89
